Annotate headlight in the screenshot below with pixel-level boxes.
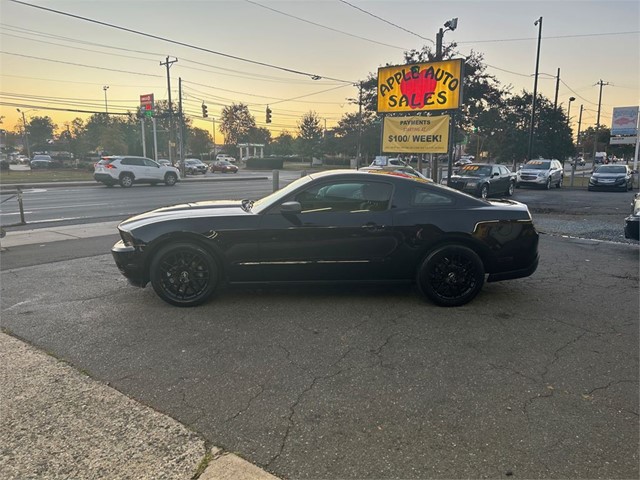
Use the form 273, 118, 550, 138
537, 172, 547, 178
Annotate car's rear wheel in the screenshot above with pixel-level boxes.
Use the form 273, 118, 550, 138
506, 181, 515, 196
150, 242, 219, 307
480, 184, 489, 199
417, 245, 485, 307
120, 174, 134, 188
165, 173, 177, 186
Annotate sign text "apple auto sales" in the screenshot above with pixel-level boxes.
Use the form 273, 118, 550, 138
377, 59, 464, 113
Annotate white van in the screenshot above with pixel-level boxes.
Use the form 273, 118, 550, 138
594, 152, 607, 164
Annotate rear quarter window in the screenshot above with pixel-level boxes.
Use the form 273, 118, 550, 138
412, 187, 455, 206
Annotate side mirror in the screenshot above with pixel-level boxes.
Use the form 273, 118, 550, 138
492, 172, 499, 177
280, 201, 302, 214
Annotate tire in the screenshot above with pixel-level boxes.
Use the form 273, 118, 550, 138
150, 242, 219, 307
164, 173, 177, 186
480, 184, 489, 199
515, 183, 520, 189
556, 176, 563, 188
119, 174, 134, 188
545, 177, 551, 190
506, 181, 515, 196
416, 245, 485, 307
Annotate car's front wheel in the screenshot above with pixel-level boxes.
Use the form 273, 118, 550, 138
417, 245, 485, 307
150, 242, 219, 307
164, 172, 178, 186
480, 184, 489, 199
556, 176, 563, 188
545, 177, 551, 190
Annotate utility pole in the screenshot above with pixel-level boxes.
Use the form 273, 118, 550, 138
103, 85, 109, 114
178, 77, 185, 176
16, 108, 30, 159
160, 56, 178, 164
553, 68, 560, 110
527, 17, 543, 162
356, 81, 363, 169
570, 104, 584, 187
592, 79, 610, 166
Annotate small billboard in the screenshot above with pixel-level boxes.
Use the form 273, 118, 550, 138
611, 106, 638, 136
377, 59, 464, 113
382, 115, 450, 153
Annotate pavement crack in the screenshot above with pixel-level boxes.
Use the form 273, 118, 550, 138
586, 379, 636, 396
225, 384, 265, 422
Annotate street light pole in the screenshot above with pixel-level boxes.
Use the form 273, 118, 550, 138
567, 96, 576, 124
527, 17, 543, 162
103, 85, 109, 114
592, 79, 609, 166
16, 108, 31, 159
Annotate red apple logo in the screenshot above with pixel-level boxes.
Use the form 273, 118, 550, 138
400, 70, 437, 109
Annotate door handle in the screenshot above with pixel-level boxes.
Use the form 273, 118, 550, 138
362, 222, 386, 231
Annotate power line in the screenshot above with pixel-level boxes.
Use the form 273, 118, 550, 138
9, 0, 356, 84
338, 0, 432, 43
245, 0, 406, 50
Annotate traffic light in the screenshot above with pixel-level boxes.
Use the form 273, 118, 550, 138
266, 106, 272, 124
202, 103, 208, 118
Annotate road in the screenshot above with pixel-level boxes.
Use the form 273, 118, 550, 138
1, 170, 638, 479
1, 235, 638, 479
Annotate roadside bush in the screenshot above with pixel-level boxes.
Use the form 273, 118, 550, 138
0, 160, 9, 171
323, 156, 351, 167
245, 157, 284, 169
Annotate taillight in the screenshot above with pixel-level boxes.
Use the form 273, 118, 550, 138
105, 164, 117, 169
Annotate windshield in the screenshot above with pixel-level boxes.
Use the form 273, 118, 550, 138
252, 175, 314, 213
523, 160, 550, 170
459, 165, 491, 177
596, 165, 626, 174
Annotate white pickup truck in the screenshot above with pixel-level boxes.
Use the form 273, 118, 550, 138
216, 154, 236, 163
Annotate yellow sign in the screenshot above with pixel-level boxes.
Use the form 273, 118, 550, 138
377, 59, 464, 113
383, 115, 450, 153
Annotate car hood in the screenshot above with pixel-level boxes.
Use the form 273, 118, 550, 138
591, 172, 626, 178
450, 175, 488, 181
119, 200, 250, 230
519, 168, 548, 174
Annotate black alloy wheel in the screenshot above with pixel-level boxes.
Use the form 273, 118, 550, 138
417, 245, 485, 307
120, 174, 134, 188
150, 242, 219, 307
165, 173, 178, 186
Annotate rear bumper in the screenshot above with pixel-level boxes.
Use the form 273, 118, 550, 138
487, 253, 539, 282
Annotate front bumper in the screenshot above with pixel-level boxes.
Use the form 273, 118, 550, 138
624, 215, 639, 240
588, 179, 628, 190
111, 240, 148, 287
517, 175, 547, 186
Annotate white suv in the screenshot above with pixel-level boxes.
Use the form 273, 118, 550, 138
94, 156, 180, 188
516, 159, 563, 189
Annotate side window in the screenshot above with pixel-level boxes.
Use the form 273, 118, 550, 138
499, 166, 510, 175
120, 158, 132, 166
144, 159, 158, 167
492, 166, 500, 176
291, 181, 392, 213
123, 158, 144, 167
412, 187, 454, 206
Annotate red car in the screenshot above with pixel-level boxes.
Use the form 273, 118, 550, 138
209, 160, 238, 173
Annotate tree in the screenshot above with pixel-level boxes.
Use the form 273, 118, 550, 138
220, 103, 256, 146
270, 131, 295, 156
28, 116, 57, 151
297, 111, 323, 162
333, 111, 381, 161
188, 127, 212, 156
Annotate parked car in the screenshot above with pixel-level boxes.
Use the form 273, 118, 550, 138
94, 156, 180, 187
454, 155, 474, 167
30, 154, 54, 168
370, 156, 407, 167
359, 165, 429, 180
210, 160, 239, 174
624, 193, 640, 240
447, 163, 516, 199
111, 170, 539, 308
157, 159, 171, 166
184, 158, 207, 175
588, 164, 635, 191
569, 157, 585, 167
216, 154, 236, 163
516, 159, 564, 189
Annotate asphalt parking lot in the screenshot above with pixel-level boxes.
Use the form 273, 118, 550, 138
1, 232, 638, 479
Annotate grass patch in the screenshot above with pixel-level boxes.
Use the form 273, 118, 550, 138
1, 168, 94, 184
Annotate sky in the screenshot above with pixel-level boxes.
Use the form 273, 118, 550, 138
1, 0, 639, 143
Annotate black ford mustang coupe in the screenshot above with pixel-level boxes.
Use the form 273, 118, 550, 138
112, 170, 539, 307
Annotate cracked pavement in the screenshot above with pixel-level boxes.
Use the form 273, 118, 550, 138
1, 235, 638, 479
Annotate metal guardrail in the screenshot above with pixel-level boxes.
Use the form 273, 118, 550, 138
0, 186, 26, 228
